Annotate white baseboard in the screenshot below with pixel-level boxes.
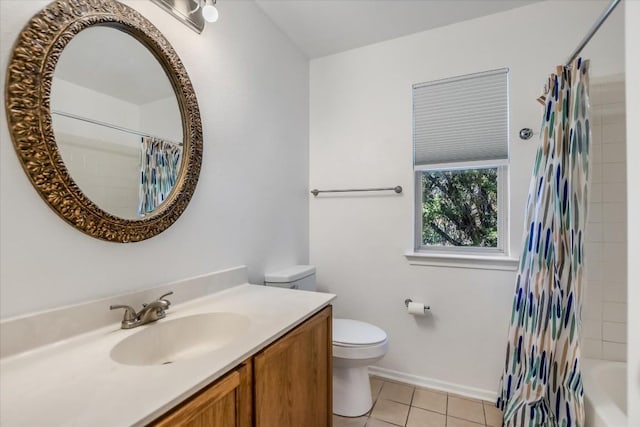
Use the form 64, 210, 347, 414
368, 366, 498, 403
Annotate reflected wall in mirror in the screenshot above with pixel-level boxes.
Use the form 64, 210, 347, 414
5, 0, 202, 242
51, 26, 183, 220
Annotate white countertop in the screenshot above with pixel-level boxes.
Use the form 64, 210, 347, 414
0, 284, 335, 427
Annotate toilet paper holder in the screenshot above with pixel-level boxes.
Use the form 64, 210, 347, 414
404, 299, 430, 312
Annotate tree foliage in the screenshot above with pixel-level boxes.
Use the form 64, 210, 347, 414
421, 168, 498, 247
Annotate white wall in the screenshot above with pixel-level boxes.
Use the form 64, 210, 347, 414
309, 0, 624, 395
625, 0, 640, 424
0, 0, 309, 318
51, 77, 141, 147
140, 96, 183, 143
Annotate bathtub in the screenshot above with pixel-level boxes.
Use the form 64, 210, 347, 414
582, 358, 627, 427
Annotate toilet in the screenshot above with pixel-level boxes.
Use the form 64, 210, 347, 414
264, 265, 388, 417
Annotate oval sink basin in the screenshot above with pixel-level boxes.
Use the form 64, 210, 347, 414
110, 312, 250, 366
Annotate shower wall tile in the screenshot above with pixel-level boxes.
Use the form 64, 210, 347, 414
602, 123, 626, 143
602, 249, 626, 273
602, 322, 627, 343
603, 262, 627, 283
601, 183, 626, 203
589, 183, 603, 203
585, 260, 602, 283
587, 203, 602, 223
602, 202, 626, 223
582, 320, 602, 339
602, 163, 626, 183
602, 143, 625, 163
602, 242, 626, 262
602, 112, 625, 126
586, 222, 603, 242
582, 339, 603, 359
581, 81, 626, 362
585, 243, 603, 265
595, 81, 625, 105
603, 221, 626, 242
590, 167, 603, 185
603, 282, 626, 303
590, 144, 603, 164
582, 283, 602, 322
602, 302, 627, 323
602, 342, 626, 362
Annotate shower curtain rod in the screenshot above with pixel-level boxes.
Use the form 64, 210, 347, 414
565, 0, 621, 66
51, 110, 183, 146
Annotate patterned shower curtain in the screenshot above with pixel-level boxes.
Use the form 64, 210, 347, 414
498, 58, 591, 427
138, 136, 182, 216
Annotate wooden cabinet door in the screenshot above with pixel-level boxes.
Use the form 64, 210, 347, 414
254, 306, 332, 427
150, 361, 252, 427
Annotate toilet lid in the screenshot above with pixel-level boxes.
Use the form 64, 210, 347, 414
333, 318, 387, 346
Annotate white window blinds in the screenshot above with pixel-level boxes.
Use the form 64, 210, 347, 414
413, 68, 509, 167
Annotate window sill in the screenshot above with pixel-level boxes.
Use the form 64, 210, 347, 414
405, 251, 519, 271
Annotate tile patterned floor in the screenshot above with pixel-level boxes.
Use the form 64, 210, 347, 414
333, 376, 504, 427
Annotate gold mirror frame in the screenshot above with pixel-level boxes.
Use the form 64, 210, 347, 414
5, 0, 202, 243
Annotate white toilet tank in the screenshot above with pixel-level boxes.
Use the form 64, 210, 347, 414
264, 265, 316, 291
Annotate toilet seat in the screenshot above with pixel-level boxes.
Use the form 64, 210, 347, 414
332, 319, 388, 360
333, 339, 388, 360
333, 318, 387, 346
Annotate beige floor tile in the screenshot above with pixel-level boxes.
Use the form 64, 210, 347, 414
406, 406, 446, 427
370, 399, 410, 426
333, 414, 368, 427
371, 378, 384, 400
447, 396, 485, 424
483, 402, 503, 427
379, 381, 415, 405
411, 388, 447, 414
446, 416, 485, 427
365, 418, 400, 427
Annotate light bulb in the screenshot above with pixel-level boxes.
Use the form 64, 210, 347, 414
202, 4, 219, 22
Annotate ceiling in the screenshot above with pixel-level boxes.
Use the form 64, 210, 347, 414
54, 26, 175, 105
254, 0, 543, 59
52, 1, 546, 96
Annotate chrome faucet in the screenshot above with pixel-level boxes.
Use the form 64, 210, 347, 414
110, 291, 173, 329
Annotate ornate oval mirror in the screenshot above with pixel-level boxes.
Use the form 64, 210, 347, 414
5, 0, 202, 242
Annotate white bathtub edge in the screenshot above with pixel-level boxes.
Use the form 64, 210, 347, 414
582, 358, 627, 427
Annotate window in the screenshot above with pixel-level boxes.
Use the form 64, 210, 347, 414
413, 69, 509, 256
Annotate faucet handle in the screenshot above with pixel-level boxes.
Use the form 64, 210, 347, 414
157, 291, 173, 307
110, 304, 138, 321
158, 291, 174, 301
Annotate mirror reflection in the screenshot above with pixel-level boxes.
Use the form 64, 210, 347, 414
51, 26, 183, 220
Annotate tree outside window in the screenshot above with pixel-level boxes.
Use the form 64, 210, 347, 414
420, 168, 498, 248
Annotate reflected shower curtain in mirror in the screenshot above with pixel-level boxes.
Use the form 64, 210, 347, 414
138, 136, 182, 216
498, 59, 590, 427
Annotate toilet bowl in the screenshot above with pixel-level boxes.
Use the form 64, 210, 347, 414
264, 265, 389, 417
332, 319, 388, 417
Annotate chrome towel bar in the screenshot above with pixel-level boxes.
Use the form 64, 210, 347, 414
310, 186, 402, 197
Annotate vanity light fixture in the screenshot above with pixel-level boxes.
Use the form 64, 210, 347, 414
202, 0, 219, 22
191, 0, 219, 23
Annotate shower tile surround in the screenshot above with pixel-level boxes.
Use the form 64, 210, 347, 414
333, 376, 503, 427
582, 80, 627, 361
